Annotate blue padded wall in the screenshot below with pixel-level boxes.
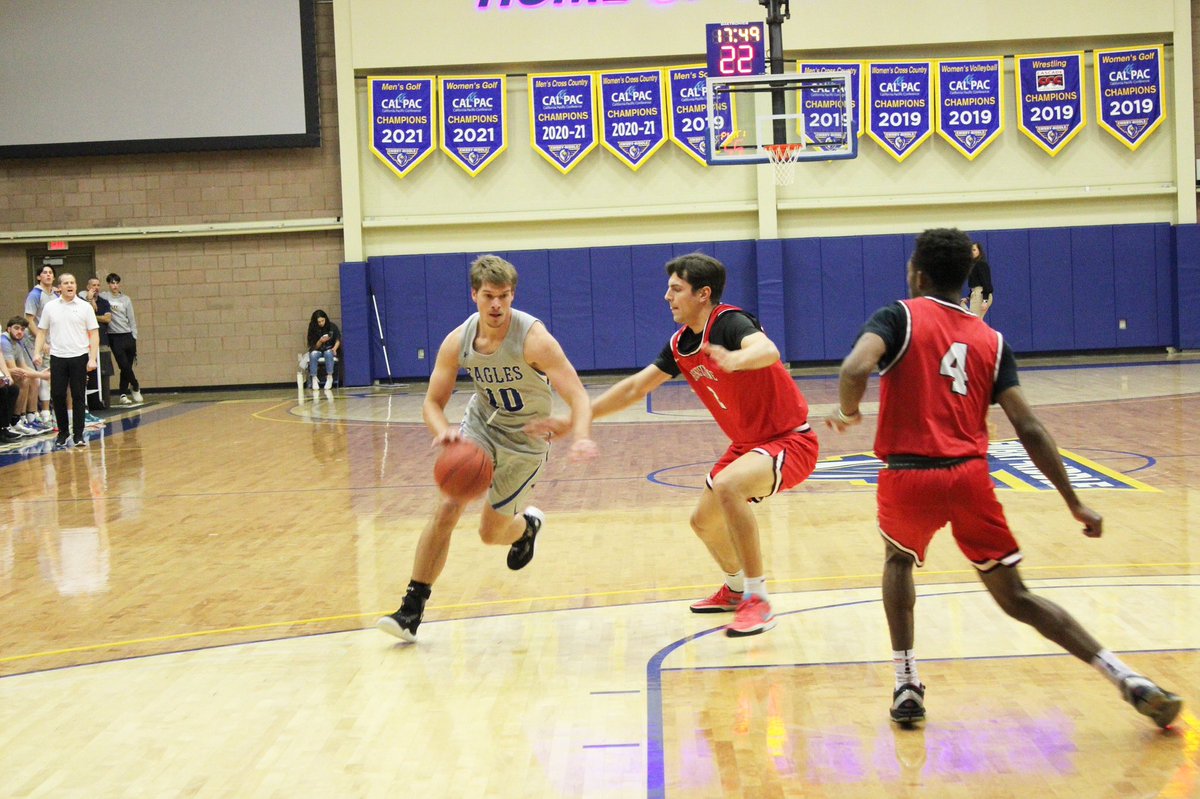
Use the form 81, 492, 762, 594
1071, 226, 1118, 349
547, 248, 595, 371
1028, 228, 1075, 351
590, 245, 636, 370
1178, 224, 1200, 348
781, 237, 824, 362
819, 237, 867, 359
338, 261, 371, 386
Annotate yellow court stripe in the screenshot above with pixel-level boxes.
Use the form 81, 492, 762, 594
1058, 446, 1161, 492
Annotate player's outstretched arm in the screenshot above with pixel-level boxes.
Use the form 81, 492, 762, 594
525, 324, 596, 461
826, 332, 885, 431
423, 327, 465, 445
997, 385, 1102, 538
702, 330, 779, 372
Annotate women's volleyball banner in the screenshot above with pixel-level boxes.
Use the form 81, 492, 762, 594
935, 58, 1003, 160
1015, 52, 1086, 156
369, 77, 437, 178
866, 61, 933, 162
528, 72, 598, 175
1094, 46, 1165, 151
438, 76, 507, 176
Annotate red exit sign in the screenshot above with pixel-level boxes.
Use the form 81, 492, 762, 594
47, 240, 69, 251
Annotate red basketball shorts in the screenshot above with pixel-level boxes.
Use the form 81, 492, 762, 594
708, 427, 819, 502
876, 457, 1021, 570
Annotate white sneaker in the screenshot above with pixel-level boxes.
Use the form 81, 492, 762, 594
323, 375, 333, 390
131, 390, 144, 403
13, 420, 40, 436
119, 395, 133, 405
310, 376, 319, 391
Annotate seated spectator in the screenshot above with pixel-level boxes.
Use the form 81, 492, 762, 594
306, 310, 341, 391
1, 317, 51, 435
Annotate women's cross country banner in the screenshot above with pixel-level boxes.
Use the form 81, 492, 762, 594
369, 77, 437, 178
438, 76, 507, 176
1094, 45, 1165, 151
936, 58, 1003, 160
1015, 51, 1086, 156
598, 69, 667, 171
666, 66, 733, 165
528, 72, 598, 174
866, 61, 933, 162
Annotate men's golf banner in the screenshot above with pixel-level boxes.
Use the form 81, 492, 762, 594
1094, 45, 1166, 151
598, 69, 668, 171
667, 65, 734, 165
528, 72, 598, 174
1015, 51, 1086, 156
867, 61, 933, 162
369, 77, 437, 178
438, 76, 507, 176
936, 58, 1004, 160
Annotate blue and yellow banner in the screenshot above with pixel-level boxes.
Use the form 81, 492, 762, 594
797, 60, 864, 146
1015, 51, 1086, 156
599, 69, 667, 171
528, 72, 598, 175
936, 58, 1004, 160
1094, 45, 1165, 151
666, 65, 733, 165
438, 76, 507, 176
369, 77, 437, 179
866, 61, 933, 162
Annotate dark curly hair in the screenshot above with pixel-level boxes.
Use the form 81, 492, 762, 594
911, 228, 973, 292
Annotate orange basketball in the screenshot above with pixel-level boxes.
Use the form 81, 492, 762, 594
433, 440, 493, 500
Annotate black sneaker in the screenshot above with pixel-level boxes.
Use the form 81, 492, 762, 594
506, 507, 544, 570
376, 583, 429, 643
890, 682, 926, 723
1121, 676, 1183, 729
53, 436, 71, 450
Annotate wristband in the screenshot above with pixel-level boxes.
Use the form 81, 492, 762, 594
836, 408, 860, 424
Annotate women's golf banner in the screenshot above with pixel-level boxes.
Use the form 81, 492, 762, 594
367, 45, 1167, 178
369, 77, 436, 178
1094, 45, 1165, 151
598, 69, 668, 171
1015, 52, 1086, 156
667, 66, 734, 165
936, 58, 1003, 160
439, 76, 507, 176
528, 72, 598, 174
867, 61, 933, 162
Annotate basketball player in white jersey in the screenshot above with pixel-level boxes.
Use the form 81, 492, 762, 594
377, 254, 596, 643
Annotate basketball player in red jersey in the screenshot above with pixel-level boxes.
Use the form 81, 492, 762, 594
826, 228, 1181, 728
530, 253, 818, 636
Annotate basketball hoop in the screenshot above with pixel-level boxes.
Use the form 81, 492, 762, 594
763, 142, 805, 186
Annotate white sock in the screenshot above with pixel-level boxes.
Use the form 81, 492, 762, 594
743, 575, 767, 601
724, 571, 745, 593
1092, 649, 1139, 687
893, 649, 919, 688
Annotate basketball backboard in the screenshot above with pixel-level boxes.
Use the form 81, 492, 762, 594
705, 71, 858, 166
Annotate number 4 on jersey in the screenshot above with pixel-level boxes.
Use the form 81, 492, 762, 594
939, 342, 969, 395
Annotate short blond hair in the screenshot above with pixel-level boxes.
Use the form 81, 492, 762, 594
469, 254, 518, 291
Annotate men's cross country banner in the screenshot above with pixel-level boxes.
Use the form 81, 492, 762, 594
369, 77, 436, 179
936, 58, 1004, 160
598, 69, 667, 171
438, 76, 507, 176
666, 65, 733, 165
1094, 45, 1166, 151
797, 61, 864, 147
1015, 51, 1086, 156
528, 72, 598, 174
866, 61, 933, 162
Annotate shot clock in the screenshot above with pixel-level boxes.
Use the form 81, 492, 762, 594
705, 22, 767, 78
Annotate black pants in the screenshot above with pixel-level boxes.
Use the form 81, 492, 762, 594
50, 353, 89, 443
109, 332, 139, 394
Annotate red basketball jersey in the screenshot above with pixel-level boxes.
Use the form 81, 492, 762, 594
671, 304, 810, 445
875, 297, 1003, 459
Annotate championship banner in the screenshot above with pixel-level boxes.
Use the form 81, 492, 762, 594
1094, 45, 1166, 151
369, 77, 436, 179
1015, 51, 1086, 156
797, 60, 864, 146
866, 61, 933, 162
599, 69, 667, 171
667, 65, 733, 165
528, 72, 598, 174
438, 76, 507, 176
936, 58, 1003, 160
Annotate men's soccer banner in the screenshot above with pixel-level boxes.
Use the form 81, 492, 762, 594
369, 77, 436, 178
1015, 52, 1086, 156
438, 76, 507, 176
936, 58, 1003, 160
797, 60, 864, 147
1094, 46, 1166, 151
599, 69, 667, 171
866, 61, 933, 162
666, 66, 733, 165
528, 72, 598, 174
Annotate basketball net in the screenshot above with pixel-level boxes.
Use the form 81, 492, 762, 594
763, 142, 805, 186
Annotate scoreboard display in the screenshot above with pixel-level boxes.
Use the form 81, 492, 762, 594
705, 22, 767, 78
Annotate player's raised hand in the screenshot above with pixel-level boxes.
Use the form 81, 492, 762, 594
568, 437, 598, 463
1072, 504, 1103, 538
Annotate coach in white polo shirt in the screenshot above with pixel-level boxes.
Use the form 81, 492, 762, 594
33, 273, 99, 449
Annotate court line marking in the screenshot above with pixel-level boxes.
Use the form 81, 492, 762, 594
2, 564, 1196, 670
